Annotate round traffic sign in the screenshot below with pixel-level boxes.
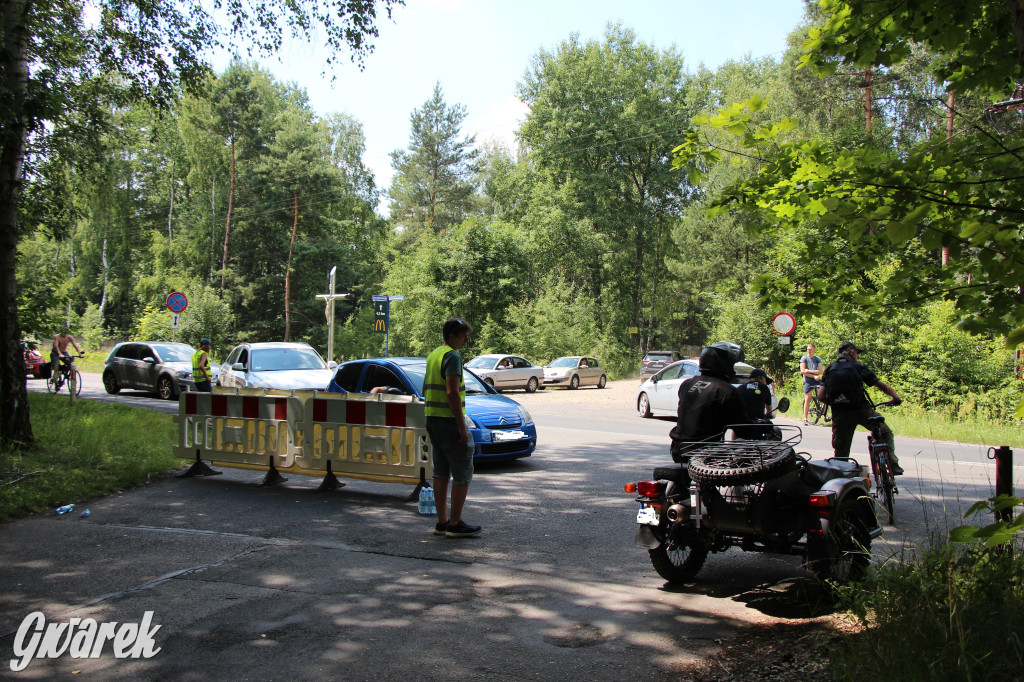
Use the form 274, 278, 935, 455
166, 292, 188, 313
771, 311, 796, 336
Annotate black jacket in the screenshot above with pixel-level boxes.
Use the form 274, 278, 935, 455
669, 374, 749, 462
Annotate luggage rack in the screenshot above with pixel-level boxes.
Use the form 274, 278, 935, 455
679, 425, 802, 461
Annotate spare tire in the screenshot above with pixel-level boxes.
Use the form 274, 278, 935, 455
688, 446, 796, 486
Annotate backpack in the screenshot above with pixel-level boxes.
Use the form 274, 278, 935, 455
821, 359, 866, 408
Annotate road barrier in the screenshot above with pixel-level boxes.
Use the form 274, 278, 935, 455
174, 389, 432, 493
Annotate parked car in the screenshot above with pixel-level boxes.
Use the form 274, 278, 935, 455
464, 354, 545, 393
217, 342, 335, 390
326, 357, 537, 462
636, 359, 773, 418
640, 350, 681, 380
103, 341, 219, 400
543, 356, 607, 389
22, 340, 49, 379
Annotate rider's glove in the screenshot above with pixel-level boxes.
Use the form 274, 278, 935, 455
891, 397, 902, 406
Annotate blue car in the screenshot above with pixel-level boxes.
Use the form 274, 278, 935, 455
327, 357, 537, 462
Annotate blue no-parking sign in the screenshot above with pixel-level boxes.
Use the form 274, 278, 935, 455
166, 292, 188, 313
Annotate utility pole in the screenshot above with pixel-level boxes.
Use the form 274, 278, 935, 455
316, 266, 350, 365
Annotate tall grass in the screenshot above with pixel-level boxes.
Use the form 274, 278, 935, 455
830, 543, 1024, 680
0, 393, 182, 520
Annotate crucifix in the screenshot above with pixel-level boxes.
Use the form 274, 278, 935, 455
315, 266, 350, 364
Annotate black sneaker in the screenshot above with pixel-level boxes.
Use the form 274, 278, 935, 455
433, 522, 448, 536
891, 463, 905, 476
445, 520, 482, 538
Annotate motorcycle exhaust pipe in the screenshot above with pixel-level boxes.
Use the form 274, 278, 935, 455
666, 504, 690, 523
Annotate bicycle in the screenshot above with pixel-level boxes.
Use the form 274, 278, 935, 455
808, 391, 831, 424
47, 354, 84, 405
866, 400, 898, 525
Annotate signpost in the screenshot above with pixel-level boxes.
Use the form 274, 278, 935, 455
772, 311, 796, 345
166, 292, 188, 341
371, 295, 404, 357
315, 267, 350, 364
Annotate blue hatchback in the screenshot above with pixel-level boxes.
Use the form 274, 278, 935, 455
327, 357, 537, 462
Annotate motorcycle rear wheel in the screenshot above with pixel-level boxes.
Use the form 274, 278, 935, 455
806, 498, 871, 583
648, 535, 708, 583
688, 447, 796, 486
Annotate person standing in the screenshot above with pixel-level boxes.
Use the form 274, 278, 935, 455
819, 341, 904, 474
51, 326, 83, 375
424, 317, 481, 538
800, 343, 823, 425
737, 368, 773, 421
191, 338, 214, 392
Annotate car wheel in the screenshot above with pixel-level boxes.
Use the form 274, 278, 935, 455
638, 392, 652, 418
526, 377, 539, 393
597, 374, 607, 389
102, 371, 120, 395
569, 374, 580, 390
158, 375, 178, 400
484, 377, 495, 390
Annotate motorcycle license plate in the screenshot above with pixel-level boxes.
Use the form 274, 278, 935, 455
492, 430, 525, 442
636, 506, 660, 526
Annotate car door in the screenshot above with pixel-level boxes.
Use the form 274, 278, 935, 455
111, 344, 140, 389
648, 363, 685, 414
137, 344, 162, 392
220, 346, 246, 388
508, 356, 532, 389
581, 357, 601, 385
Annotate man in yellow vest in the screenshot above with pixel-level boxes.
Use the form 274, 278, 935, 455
424, 317, 481, 538
191, 338, 213, 392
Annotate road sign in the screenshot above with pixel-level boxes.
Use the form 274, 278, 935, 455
166, 292, 188, 313
171, 313, 180, 329
373, 300, 388, 333
771, 312, 796, 336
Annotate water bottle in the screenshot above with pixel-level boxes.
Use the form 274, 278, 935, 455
55, 504, 75, 515
80, 509, 91, 518
418, 486, 431, 515
426, 487, 436, 515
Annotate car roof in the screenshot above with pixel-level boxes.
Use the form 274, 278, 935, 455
663, 358, 755, 373
237, 342, 316, 349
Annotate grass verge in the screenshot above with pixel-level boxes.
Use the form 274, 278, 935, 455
0, 392, 184, 521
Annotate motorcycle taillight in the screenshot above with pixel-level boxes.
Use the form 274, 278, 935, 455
637, 480, 665, 498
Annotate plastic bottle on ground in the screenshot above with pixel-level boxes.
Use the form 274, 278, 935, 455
55, 504, 75, 515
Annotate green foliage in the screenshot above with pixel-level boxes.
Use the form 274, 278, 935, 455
950, 495, 1024, 548
505, 274, 601, 366
0, 394, 181, 521
711, 290, 792, 382
831, 543, 1024, 680
132, 284, 231, 350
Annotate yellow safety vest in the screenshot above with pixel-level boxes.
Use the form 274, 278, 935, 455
191, 349, 212, 383
425, 344, 464, 418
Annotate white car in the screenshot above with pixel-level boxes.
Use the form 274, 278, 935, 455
543, 356, 607, 389
636, 359, 772, 418
217, 342, 336, 390
464, 354, 545, 393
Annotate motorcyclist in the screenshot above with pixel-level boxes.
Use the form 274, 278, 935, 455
737, 368, 773, 421
669, 341, 751, 463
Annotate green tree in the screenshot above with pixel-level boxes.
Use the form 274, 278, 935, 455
1, 0, 399, 446
388, 83, 480, 236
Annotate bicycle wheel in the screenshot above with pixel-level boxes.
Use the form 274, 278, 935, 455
46, 372, 59, 394
878, 456, 895, 524
811, 398, 824, 424
68, 370, 79, 405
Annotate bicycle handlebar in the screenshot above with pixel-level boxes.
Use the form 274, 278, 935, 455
875, 399, 901, 408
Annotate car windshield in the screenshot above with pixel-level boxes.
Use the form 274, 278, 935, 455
251, 348, 326, 372
400, 364, 490, 395
548, 357, 579, 368
154, 346, 193, 363
464, 357, 493, 369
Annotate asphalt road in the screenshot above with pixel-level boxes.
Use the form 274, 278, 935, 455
4, 376, 1019, 679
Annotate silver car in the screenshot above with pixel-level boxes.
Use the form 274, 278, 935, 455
543, 356, 607, 389
218, 342, 336, 390
636, 359, 765, 418
102, 341, 218, 400
465, 354, 545, 393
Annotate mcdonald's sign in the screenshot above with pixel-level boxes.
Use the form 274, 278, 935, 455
373, 300, 388, 334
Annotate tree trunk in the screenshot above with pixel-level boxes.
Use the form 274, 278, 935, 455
0, 0, 34, 447
284, 189, 299, 342
99, 236, 108, 316
221, 136, 235, 297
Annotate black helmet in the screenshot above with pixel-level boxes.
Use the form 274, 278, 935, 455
698, 341, 744, 380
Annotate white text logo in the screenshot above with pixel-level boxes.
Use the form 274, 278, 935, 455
10, 611, 161, 672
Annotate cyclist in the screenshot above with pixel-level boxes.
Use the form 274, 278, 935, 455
51, 326, 83, 376
800, 343, 823, 425
818, 341, 905, 474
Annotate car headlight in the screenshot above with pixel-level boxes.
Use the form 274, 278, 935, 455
518, 406, 533, 424
463, 414, 476, 430
177, 370, 192, 380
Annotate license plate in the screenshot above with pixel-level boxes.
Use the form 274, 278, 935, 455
636, 506, 660, 526
492, 430, 525, 442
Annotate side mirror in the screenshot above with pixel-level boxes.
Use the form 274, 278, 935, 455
327, 361, 338, 369
777, 397, 790, 414
232, 362, 245, 371
142, 356, 156, 364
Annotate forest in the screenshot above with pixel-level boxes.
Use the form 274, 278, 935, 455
10, 2, 1024, 439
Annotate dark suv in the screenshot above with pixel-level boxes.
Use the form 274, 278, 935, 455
640, 350, 681, 380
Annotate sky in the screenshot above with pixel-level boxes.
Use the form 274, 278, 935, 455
216, 0, 808, 211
